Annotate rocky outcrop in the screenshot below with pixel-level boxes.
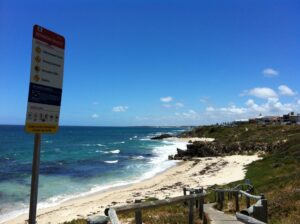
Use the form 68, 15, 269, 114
151, 134, 173, 140
169, 140, 284, 160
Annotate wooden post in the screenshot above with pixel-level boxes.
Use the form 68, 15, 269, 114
214, 191, 216, 202
29, 134, 41, 224
183, 187, 187, 206
189, 199, 194, 224
261, 197, 268, 223
134, 199, 142, 224
246, 196, 250, 208
195, 189, 198, 209
203, 213, 208, 224
220, 192, 224, 210
235, 191, 239, 211
253, 205, 263, 221
198, 188, 204, 220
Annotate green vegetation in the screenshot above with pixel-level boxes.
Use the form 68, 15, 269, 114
201, 124, 300, 224
245, 132, 300, 223
181, 123, 300, 145
64, 124, 300, 224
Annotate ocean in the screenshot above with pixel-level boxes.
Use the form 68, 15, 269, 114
0, 125, 188, 222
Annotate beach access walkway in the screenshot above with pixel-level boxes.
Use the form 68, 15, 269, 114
204, 203, 242, 224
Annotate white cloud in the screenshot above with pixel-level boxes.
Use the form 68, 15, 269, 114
219, 105, 246, 114
245, 99, 266, 113
278, 85, 296, 96
176, 110, 199, 119
246, 99, 255, 107
112, 106, 129, 112
203, 95, 300, 123
262, 68, 279, 77
91, 113, 99, 119
206, 106, 215, 112
245, 98, 295, 114
175, 102, 184, 108
160, 96, 173, 103
248, 87, 278, 99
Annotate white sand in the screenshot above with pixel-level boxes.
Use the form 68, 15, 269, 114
4, 138, 260, 224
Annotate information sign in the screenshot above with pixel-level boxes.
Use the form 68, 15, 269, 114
25, 25, 65, 133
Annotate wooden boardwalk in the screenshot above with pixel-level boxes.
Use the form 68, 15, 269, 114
204, 203, 242, 224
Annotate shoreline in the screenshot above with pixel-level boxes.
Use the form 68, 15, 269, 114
5, 158, 260, 223
0, 137, 187, 224
3, 138, 260, 224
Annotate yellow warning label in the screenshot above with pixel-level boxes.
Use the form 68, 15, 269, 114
25, 123, 58, 134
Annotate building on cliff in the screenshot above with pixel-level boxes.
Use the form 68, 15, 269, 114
249, 112, 300, 125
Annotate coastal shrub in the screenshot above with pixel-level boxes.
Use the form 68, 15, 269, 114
205, 126, 300, 224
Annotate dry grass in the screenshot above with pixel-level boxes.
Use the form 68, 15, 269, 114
117, 201, 203, 224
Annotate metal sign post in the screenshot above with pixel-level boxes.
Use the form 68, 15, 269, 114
29, 134, 41, 224
25, 25, 65, 224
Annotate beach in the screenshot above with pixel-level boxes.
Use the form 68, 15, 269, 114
5, 137, 260, 224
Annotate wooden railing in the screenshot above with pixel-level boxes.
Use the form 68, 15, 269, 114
213, 183, 268, 224
104, 188, 206, 224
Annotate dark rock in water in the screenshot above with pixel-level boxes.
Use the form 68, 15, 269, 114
177, 148, 187, 156
173, 154, 183, 160
151, 134, 173, 140
168, 155, 174, 160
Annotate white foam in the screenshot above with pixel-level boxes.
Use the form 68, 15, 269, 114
137, 140, 187, 181
139, 138, 151, 141
104, 160, 118, 164
112, 141, 125, 144
131, 156, 145, 160
0, 135, 186, 224
81, 143, 105, 147
149, 140, 187, 165
101, 149, 120, 154
0, 207, 28, 223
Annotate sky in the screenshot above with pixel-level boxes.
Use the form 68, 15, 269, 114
0, 0, 299, 126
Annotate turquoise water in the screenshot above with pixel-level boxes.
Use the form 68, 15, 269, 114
0, 126, 188, 222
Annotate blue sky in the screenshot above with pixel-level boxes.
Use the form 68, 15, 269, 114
0, 0, 299, 126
